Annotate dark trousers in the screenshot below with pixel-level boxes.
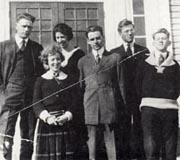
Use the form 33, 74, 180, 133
141, 107, 178, 160
3, 108, 36, 160
3, 83, 36, 160
116, 102, 144, 160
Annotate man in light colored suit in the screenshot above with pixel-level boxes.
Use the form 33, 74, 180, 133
78, 25, 121, 160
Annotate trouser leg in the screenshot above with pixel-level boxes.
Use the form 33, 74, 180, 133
141, 107, 161, 160
19, 108, 36, 160
3, 109, 18, 160
104, 124, 116, 160
87, 125, 96, 160
161, 109, 178, 160
131, 103, 144, 159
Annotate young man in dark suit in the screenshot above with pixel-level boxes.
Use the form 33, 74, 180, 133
0, 13, 44, 160
111, 19, 149, 160
78, 25, 121, 160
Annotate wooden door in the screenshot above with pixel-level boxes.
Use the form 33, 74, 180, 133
10, 2, 104, 53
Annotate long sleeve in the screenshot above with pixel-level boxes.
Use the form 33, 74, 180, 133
135, 59, 145, 100
78, 60, 85, 93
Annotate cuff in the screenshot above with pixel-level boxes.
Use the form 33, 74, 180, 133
64, 111, 73, 121
39, 110, 51, 122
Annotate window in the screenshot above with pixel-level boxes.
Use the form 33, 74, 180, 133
132, 0, 146, 46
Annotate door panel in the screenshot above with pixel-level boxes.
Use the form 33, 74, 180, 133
10, 2, 59, 46
10, 2, 104, 53
62, 2, 104, 53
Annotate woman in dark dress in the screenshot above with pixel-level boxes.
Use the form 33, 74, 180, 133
53, 23, 85, 82
53, 23, 87, 158
32, 45, 78, 160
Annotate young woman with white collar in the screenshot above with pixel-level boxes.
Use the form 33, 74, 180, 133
32, 45, 79, 160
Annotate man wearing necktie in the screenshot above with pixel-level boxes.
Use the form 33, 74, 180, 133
136, 28, 179, 160
0, 13, 44, 160
78, 25, 121, 160
111, 19, 149, 160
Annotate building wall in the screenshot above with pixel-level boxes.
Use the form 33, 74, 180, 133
0, 0, 174, 52
170, 0, 180, 61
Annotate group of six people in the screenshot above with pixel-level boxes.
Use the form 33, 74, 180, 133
0, 12, 179, 160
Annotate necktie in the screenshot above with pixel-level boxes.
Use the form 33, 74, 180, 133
20, 40, 26, 51
158, 54, 164, 65
126, 43, 132, 56
96, 53, 101, 63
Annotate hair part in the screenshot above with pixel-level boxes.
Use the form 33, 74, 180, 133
40, 44, 64, 65
85, 25, 104, 38
16, 12, 35, 23
118, 19, 134, 32
152, 28, 170, 39
53, 23, 73, 41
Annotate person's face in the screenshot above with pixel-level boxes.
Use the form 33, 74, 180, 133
55, 32, 69, 49
16, 18, 33, 39
48, 53, 61, 73
87, 31, 104, 51
153, 33, 170, 52
119, 24, 134, 43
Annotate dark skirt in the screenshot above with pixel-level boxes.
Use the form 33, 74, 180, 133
32, 119, 76, 160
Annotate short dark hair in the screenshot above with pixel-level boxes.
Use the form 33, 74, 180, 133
16, 13, 35, 23
152, 28, 170, 39
53, 23, 73, 41
85, 25, 104, 38
118, 19, 134, 32
40, 44, 64, 65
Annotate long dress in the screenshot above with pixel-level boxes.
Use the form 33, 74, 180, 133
32, 74, 78, 160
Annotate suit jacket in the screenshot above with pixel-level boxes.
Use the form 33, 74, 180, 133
110, 43, 149, 105
0, 38, 43, 89
78, 50, 121, 125
0, 39, 43, 142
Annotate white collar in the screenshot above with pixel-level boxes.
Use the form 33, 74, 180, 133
15, 34, 28, 48
61, 47, 80, 67
154, 50, 168, 61
146, 51, 175, 67
41, 70, 68, 80
92, 47, 105, 59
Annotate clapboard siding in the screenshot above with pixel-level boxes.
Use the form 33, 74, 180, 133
170, 0, 180, 61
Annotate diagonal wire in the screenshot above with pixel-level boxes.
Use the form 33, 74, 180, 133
0, 49, 148, 143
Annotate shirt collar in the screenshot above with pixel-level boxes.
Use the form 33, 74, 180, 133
61, 47, 80, 67
122, 41, 134, 53
146, 51, 175, 67
15, 34, 28, 48
154, 50, 168, 61
92, 47, 105, 59
42, 70, 68, 80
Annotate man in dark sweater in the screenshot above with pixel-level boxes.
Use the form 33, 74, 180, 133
136, 28, 180, 160
0, 13, 44, 160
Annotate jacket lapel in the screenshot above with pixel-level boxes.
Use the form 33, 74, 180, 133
27, 40, 36, 69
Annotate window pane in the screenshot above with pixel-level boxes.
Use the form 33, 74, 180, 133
133, 0, 144, 14
65, 9, 75, 19
76, 8, 86, 19
134, 17, 145, 36
41, 31, 52, 46
135, 38, 146, 47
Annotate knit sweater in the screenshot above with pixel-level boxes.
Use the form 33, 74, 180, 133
136, 51, 180, 109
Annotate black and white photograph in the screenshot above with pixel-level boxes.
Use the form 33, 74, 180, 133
0, 0, 180, 160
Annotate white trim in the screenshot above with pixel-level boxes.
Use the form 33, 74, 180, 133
144, 0, 172, 52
